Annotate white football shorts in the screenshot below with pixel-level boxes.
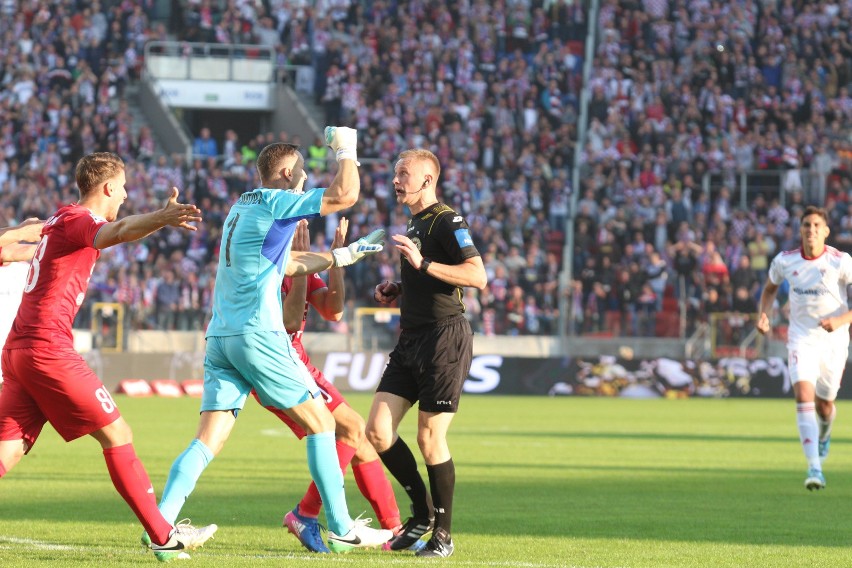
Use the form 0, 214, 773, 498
787, 340, 848, 401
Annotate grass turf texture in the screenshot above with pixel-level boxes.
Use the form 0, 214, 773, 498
0, 395, 849, 567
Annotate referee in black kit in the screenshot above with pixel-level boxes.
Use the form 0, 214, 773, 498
367, 148, 487, 558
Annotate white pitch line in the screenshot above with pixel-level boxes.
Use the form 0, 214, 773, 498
147, 550, 599, 568
259, 428, 289, 436
0, 536, 595, 568
0, 536, 77, 551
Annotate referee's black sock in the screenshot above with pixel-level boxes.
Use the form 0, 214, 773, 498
379, 437, 434, 519
426, 459, 455, 536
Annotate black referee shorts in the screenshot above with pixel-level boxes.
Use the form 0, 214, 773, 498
377, 314, 473, 413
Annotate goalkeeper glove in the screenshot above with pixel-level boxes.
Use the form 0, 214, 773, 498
324, 126, 359, 165
331, 229, 385, 267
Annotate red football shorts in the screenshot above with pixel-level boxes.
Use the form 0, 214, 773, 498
252, 361, 348, 440
0, 347, 121, 448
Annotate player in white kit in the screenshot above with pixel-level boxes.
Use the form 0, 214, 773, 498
0, 220, 43, 385
757, 206, 852, 490
0, 262, 33, 385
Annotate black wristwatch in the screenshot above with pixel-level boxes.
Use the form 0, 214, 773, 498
419, 258, 432, 274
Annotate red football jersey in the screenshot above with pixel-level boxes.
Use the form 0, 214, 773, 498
281, 273, 326, 363
281, 274, 326, 338
6, 204, 107, 349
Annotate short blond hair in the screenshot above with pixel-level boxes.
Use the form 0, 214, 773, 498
398, 148, 441, 181
75, 152, 125, 198
256, 143, 299, 184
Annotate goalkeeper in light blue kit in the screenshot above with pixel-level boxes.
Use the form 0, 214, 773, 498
150, 127, 393, 560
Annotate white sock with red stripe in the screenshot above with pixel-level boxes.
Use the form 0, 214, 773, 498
796, 402, 821, 470
818, 405, 836, 443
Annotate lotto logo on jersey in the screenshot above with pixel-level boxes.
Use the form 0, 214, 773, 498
454, 228, 473, 248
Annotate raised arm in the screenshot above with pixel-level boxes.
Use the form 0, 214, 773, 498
418, 255, 488, 290
286, 251, 336, 277
319, 127, 360, 216
392, 234, 488, 290
283, 220, 311, 331
93, 187, 202, 250
286, 227, 385, 277
0, 218, 44, 246
0, 242, 38, 263
283, 276, 309, 331
308, 218, 348, 322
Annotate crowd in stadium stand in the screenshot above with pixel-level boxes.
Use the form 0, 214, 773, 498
1, 0, 851, 340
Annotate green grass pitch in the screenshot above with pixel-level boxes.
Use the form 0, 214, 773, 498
0, 394, 849, 567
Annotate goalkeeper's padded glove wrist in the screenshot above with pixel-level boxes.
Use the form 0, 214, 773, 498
331, 229, 386, 267
331, 247, 351, 268
324, 126, 360, 165
335, 148, 360, 165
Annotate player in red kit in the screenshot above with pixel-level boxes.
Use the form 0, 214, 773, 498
251, 218, 406, 553
0, 152, 217, 562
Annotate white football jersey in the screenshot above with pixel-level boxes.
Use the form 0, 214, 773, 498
0, 261, 30, 378
768, 246, 852, 346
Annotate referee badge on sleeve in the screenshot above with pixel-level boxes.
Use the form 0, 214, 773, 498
454, 229, 474, 248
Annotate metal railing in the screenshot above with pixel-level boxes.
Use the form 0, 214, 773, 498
701, 169, 824, 208
685, 322, 710, 359
91, 302, 125, 352
144, 41, 276, 82
738, 327, 762, 358
353, 307, 400, 352
708, 312, 765, 358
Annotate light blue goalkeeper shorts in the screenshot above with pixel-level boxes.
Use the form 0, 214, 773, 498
202, 331, 320, 412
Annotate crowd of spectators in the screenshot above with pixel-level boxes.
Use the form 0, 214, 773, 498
1, 0, 851, 342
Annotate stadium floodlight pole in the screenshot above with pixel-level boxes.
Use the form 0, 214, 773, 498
559, 0, 600, 343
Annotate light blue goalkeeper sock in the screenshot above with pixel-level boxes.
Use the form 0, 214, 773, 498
306, 431, 351, 535
159, 439, 214, 525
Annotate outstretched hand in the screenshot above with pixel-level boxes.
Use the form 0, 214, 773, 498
292, 219, 310, 252
163, 187, 202, 231
16, 218, 44, 242
331, 217, 349, 249
392, 234, 425, 270
331, 228, 385, 267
